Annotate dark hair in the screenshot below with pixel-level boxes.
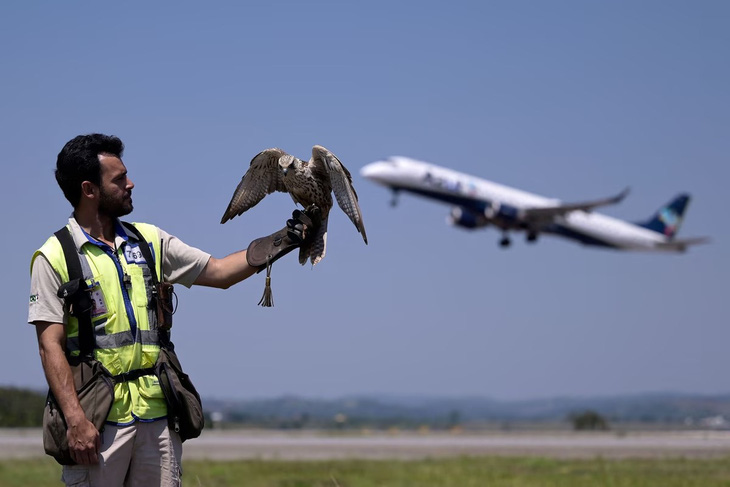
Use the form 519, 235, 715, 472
55, 133, 124, 207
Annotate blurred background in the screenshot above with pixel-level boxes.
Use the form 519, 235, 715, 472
1, 1, 727, 431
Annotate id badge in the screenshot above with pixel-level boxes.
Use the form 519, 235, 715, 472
89, 281, 108, 318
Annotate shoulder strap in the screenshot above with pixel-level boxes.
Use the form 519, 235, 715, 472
122, 223, 173, 347
53, 227, 95, 358
122, 222, 160, 285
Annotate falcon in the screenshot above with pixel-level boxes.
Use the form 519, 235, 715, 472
221, 145, 368, 265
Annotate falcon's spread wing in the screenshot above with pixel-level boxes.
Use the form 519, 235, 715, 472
220, 148, 288, 223
312, 145, 368, 244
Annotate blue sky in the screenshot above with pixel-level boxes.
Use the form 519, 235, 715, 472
2, 1, 727, 401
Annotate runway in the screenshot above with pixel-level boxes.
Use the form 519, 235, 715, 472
2, 429, 729, 460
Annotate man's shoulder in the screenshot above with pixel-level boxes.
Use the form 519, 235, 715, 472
35, 231, 65, 258
37, 217, 88, 253
32, 232, 67, 279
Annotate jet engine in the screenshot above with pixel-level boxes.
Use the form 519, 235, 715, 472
484, 202, 524, 228
448, 207, 489, 229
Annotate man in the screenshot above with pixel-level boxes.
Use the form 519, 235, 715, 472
28, 134, 317, 486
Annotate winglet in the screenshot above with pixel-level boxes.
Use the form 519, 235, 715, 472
612, 187, 630, 205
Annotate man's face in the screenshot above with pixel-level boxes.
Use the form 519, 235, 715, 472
97, 154, 134, 217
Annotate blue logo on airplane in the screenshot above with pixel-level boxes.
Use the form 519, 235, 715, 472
424, 172, 463, 193
658, 208, 679, 236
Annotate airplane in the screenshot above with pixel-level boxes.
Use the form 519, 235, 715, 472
360, 156, 708, 252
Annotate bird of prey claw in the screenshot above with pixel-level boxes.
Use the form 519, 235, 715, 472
221, 145, 368, 266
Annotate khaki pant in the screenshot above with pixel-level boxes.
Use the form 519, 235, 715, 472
61, 420, 182, 487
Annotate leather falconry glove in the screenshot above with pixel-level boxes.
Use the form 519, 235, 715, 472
246, 205, 322, 306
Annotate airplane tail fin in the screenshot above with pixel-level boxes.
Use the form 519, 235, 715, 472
637, 194, 690, 238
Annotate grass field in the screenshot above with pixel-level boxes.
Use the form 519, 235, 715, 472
1, 456, 729, 487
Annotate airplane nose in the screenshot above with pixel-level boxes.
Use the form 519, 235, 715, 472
359, 165, 374, 179
360, 162, 385, 180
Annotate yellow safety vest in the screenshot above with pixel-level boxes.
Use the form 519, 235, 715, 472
32, 221, 167, 424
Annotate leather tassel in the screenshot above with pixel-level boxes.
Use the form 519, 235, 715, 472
258, 260, 274, 307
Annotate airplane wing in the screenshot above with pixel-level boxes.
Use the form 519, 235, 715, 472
522, 187, 630, 223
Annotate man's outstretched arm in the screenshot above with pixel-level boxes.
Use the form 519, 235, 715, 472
193, 206, 321, 289
193, 250, 257, 289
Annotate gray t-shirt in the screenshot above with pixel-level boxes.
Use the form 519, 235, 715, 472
28, 218, 211, 325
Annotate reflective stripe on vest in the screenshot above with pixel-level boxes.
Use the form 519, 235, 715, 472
33, 221, 168, 423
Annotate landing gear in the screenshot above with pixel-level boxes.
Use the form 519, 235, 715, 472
390, 190, 399, 207
526, 231, 538, 243
499, 235, 511, 248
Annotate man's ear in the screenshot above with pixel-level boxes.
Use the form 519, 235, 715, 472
80, 181, 98, 200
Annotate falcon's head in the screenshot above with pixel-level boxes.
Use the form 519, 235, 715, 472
278, 154, 298, 176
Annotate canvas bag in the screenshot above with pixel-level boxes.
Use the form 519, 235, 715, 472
43, 358, 114, 465
42, 228, 115, 465
155, 345, 204, 440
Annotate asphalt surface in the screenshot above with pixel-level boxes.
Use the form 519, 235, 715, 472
2, 429, 729, 461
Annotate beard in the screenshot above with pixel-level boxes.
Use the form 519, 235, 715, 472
99, 187, 134, 218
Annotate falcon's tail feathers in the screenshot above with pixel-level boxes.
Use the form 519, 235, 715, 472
311, 231, 327, 266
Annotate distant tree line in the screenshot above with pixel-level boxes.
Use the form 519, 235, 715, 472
0, 387, 45, 427
568, 410, 609, 431
0, 388, 727, 431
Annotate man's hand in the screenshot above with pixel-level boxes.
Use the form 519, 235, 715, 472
66, 414, 100, 465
